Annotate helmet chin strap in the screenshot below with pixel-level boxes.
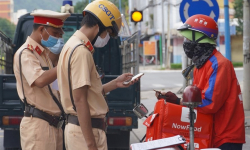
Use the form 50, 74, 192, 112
192, 30, 208, 43
91, 23, 106, 45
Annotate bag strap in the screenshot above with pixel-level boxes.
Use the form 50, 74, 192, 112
19, 48, 65, 118
68, 44, 84, 112
47, 85, 65, 119
19, 48, 29, 106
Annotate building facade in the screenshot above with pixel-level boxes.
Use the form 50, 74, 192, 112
0, 0, 13, 21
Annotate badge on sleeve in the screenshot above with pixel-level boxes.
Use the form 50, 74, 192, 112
81, 40, 94, 54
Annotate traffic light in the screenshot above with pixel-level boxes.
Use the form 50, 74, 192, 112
131, 10, 143, 24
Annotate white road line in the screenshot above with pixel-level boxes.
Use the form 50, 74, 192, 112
234, 68, 243, 71
141, 70, 182, 73
174, 84, 183, 87
152, 84, 165, 88
141, 67, 243, 73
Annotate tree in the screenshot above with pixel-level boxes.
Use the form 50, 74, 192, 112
0, 18, 16, 40
74, 0, 89, 13
74, 0, 129, 21
233, 0, 243, 35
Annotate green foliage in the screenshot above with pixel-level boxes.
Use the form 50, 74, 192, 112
171, 63, 182, 69
0, 18, 16, 40
13, 0, 82, 12
74, 0, 129, 21
233, 0, 243, 35
232, 62, 243, 67
74, 0, 89, 13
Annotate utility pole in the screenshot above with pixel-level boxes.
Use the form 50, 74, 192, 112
166, 2, 171, 69
161, 0, 166, 68
129, 0, 136, 34
224, 0, 231, 60
243, 0, 250, 110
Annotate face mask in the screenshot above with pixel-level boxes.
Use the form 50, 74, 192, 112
183, 40, 197, 59
41, 28, 59, 47
94, 32, 110, 48
49, 38, 64, 54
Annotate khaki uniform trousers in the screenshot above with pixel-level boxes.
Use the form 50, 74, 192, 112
20, 117, 63, 150
65, 123, 107, 150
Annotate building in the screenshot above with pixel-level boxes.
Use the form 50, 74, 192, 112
12, 9, 28, 25
0, 0, 13, 21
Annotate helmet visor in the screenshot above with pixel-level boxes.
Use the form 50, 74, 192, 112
118, 14, 131, 37
109, 14, 131, 38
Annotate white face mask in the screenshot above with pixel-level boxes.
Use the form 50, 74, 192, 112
94, 32, 110, 48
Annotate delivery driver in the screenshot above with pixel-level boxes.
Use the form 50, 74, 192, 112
155, 14, 245, 150
13, 10, 70, 150
57, 0, 137, 150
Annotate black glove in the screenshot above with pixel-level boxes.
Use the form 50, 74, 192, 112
157, 91, 181, 105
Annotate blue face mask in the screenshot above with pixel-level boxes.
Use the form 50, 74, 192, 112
41, 28, 59, 47
49, 38, 64, 54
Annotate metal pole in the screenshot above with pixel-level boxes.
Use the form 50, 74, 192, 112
224, 0, 231, 60
159, 36, 163, 66
161, 0, 166, 68
129, 0, 136, 34
166, 2, 171, 69
189, 108, 195, 150
119, 0, 122, 12
243, 0, 250, 110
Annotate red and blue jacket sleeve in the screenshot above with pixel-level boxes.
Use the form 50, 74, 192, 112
196, 56, 232, 114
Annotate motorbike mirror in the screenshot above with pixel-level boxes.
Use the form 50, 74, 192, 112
133, 103, 148, 119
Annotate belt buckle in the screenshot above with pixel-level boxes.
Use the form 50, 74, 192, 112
56, 116, 65, 129
57, 120, 64, 129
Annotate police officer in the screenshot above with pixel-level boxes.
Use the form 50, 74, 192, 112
13, 10, 70, 150
57, 0, 135, 150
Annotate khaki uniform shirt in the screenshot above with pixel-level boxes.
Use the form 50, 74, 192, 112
57, 30, 108, 118
13, 37, 61, 116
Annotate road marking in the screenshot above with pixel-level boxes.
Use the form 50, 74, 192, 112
141, 70, 182, 73
234, 68, 243, 71
152, 84, 165, 88
174, 84, 183, 87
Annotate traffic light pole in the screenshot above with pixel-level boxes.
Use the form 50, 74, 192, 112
161, 0, 166, 68
166, 2, 171, 69
243, 0, 250, 110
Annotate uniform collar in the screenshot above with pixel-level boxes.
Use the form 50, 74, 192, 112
26, 36, 45, 55
73, 30, 94, 53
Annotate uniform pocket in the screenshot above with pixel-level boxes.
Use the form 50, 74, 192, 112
95, 70, 101, 79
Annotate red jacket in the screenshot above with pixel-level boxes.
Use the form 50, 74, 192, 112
193, 49, 245, 147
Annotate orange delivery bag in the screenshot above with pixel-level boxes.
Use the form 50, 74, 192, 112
143, 99, 213, 150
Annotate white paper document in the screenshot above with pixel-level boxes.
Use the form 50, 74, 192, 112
130, 135, 185, 150
52, 79, 59, 91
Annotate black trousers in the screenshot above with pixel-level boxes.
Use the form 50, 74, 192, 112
219, 143, 243, 150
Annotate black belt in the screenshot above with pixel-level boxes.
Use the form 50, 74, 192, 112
24, 106, 64, 128
67, 115, 107, 132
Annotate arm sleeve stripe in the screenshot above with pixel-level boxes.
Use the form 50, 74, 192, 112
199, 55, 218, 107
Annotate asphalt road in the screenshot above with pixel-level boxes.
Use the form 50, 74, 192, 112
0, 68, 247, 150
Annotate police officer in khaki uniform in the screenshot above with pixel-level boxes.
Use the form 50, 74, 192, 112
13, 10, 70, 150
57, 0, 135, 150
